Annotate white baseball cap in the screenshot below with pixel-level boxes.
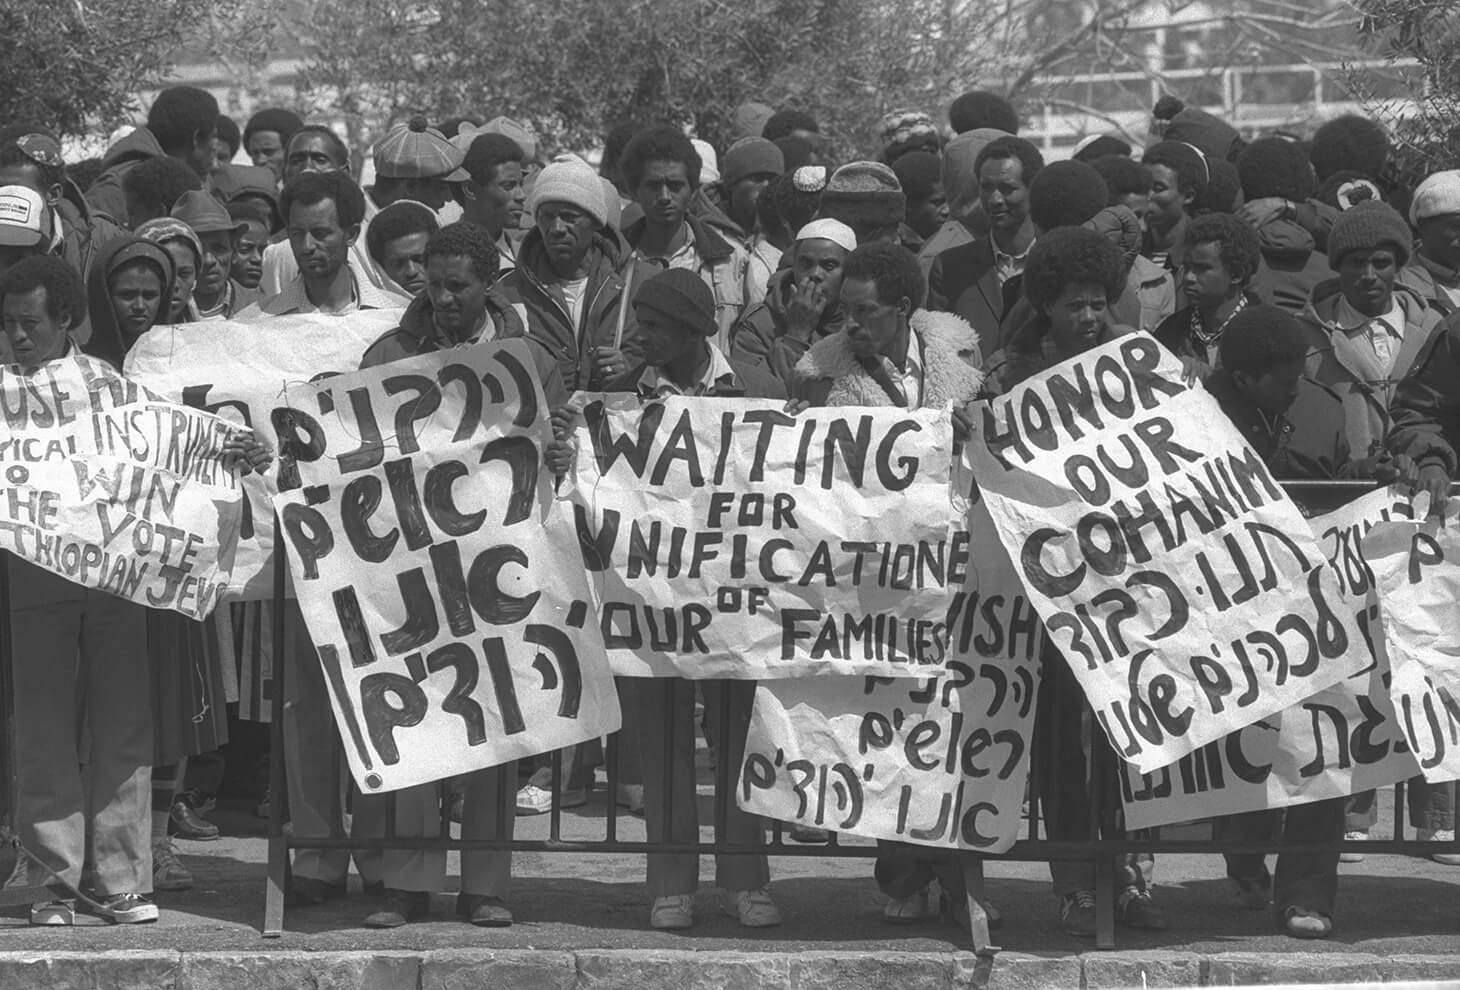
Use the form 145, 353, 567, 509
0, 185, 51, 248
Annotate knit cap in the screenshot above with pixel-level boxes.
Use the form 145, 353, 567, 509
890, 151, 942, 202
634, 268, 717, 337
1028, 159, 1109, 231
373, 116, 469, 181
529, 157, 608, 227
722, 137, 784, 188
243, 108, 303, 148
1409, 170, 1460, 225
942, 128, 1008, 218
1326, 200, 1412, 269
818, 161, 905, 230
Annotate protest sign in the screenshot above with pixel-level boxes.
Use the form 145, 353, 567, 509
740, 499, 1041, 852
568, 395, 958, 679
0, 354, 241, 618
273, 339, 620, 793
1365, 509, 1460, 784
1122, 489, 1425, 828
125, 310, 402, 599
965, 333, 1368, 774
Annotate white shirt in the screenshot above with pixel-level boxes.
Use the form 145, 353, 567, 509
879, 329, 923, 410
991, 234, 1033, 288
559, 277, 589, 336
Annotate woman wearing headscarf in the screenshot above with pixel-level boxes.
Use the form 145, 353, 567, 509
134, 217, 204, 324
84, 235, 233, 896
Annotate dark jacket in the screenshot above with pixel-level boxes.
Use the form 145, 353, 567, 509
1152, 290, 1265, 368
360, 289, 566, 406
1250, 217, 1333, 315
981, 320, 1135, 397
1398, 254, 1460, 318
623, 211, 747, 345
728, 268, 846, 384
1206, 371, 1352, 483
1299, 278, 1441, 459
495, 227, 658, 393
1390, 310, 1460, 476
85, 126, 169, 224
927, 236, 1021, 356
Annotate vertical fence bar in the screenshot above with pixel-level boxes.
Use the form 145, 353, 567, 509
263, 526, 288, 937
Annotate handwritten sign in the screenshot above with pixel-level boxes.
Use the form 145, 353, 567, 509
1122, 489, 1426, 828
272, 339, 620, 793
568, 395, 958, 678
124, 311, 402, 599
0, 354, 241, 618
1365, 508, 1460, 783
739, 499, 1041, 852
966, 333, 1368, 773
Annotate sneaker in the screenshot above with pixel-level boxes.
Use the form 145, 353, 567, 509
1283, 905, 1332, 939
724, 888, 782, 928
1339, 830, 1367, 863
788, 825, 830, 844
92, 893, 158, 924
169, 797, 220, 841
29, 900, 74, 926
457, 893, 513, 927
650, 893, 693, 930
882, 884, 935, 924
1419, 828, 1460, 866
153, 839, 194, 891
615, 782, 644, 816
1060, 889, 1098, 938
363, 889, 429, 929
1116, 886, 1168, 930
1230, 873, 1271, 910
515, 783, 587, 815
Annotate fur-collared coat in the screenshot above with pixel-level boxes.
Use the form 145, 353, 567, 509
791, 309, 984, 409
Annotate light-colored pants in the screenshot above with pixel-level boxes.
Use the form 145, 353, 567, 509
282, 603, 383, 885
12, 592, 153, 895
632, 678, 768, 897
380, 765, 515, 896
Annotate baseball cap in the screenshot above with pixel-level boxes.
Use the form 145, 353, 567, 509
0, 185, 52, 248
373, 116, 470, 182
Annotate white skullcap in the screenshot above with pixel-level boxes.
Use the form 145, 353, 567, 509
794, 218, 857, 253
1410, 170, 1460, 225
691, 139, 720, 186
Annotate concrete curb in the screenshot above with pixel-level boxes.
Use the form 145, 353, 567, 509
0, 948, 1456, 989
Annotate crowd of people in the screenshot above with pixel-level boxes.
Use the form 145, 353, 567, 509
2, 82, 1459, 941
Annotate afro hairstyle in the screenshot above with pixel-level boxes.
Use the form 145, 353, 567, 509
1218, 304, 1309, 375
1022, 226, 1126, 312
948, 91, 1019, 136
1181, 213, 1263, 284
619, 125, 702, 192
841, 241, 925, 310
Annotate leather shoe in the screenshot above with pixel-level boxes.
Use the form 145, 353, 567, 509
364, 889, 429, 928
457, 893, 513, 927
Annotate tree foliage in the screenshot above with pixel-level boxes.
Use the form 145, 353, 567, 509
0, 0, 274, 137
1353, 0, 1460, 190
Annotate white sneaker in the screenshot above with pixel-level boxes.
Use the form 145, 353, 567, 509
1419, 828, 1460, 866
515, 783, 588, 815
1339, 830, 1367, 863
649, 893, 693, 930
724, 887, 782, 928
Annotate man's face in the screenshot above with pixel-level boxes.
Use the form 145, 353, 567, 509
636, 304, 697, 368
1236, 357, 1304, 417
1044, 281, 1111, 357
1145, 164, 1189, 231
425, 253, 489, 338
161, 240, 197, 321
535, 201, 596, 274
2, 286, 70, 369
247, 129, 287, 180
287, 198, 356, 284
728, 174, 773, 229
188, 129, 218, 178
285, 134, 347, 182
1337, 246, 1399, 318
213, 138, 234, 171
840, 276, 906, 359
231, 218, 267, 288
907, 183, 949, 239
634, 160, 693, 230
1418, 214, 1460, 272
196, 229, 235, 299
1181, 240, 1240, 311
108, 261, 166, 342
978, 156, 1029, 234
380, 231, 430, 296
791, 237, 848, 299
465, 161, 526, 237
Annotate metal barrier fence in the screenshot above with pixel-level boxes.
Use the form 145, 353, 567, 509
2, 479, 1456, 987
